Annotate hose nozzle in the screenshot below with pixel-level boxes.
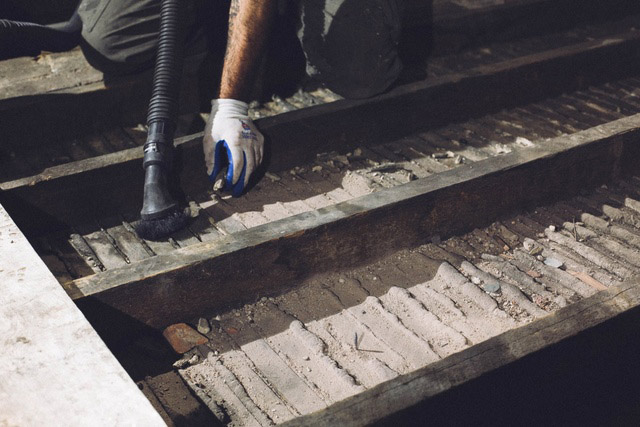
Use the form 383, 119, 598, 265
140, 121, 177, 220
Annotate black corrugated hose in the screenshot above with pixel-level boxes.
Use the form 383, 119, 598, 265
136, 0, 190, 240
0, 11, 81, 59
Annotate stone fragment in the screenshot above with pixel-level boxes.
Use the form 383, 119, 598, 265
526, 270, 542, 279
197, 318, 211, 335
544, 257, 564, 269
265, 172, 281, 182
163, 323, 208, 354
516, 136, 534, 146
173, 354, 200, 369
335, 155, 349, 165
432, 151, 454, 159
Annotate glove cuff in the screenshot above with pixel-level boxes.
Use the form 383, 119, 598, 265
213, 98, 249, 119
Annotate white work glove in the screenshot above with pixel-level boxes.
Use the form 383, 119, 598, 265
203, 99, 264, 197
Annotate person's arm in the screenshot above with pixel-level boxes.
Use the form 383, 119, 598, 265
219, 0, 277, 101
203, 0, 277, 197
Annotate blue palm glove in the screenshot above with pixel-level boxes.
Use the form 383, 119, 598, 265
203, 99, 264, 197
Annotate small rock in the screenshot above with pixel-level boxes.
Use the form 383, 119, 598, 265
312, 165, 323, 173
494, 144, 511, 154
213, 178, 225, 191
335, 155, 349, 165
454, 155, 464, 165
354, 148, 363, 156
197, 318, 211, 335
544, 257, 564, 269
523, 239, 535, 251
548, 225, 556, 232
303, 356, 310, 361
163, 323, 208, 354
481, 280, 501, 293
516, 137, 534, 147
265, 172, 281, 182
526, 270, 542, 279
529, 246, 543, 256
172, 358, 190, 369
172, 354, 200, 369
432, 151, 455, 159
471, 276, 481, 285
338, 278, 345, 284
188, 201, 201, 218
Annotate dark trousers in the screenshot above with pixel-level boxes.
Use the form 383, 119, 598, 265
77, 0, 403, 99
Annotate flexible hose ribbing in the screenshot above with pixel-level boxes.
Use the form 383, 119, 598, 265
146, 0, 184, 129
140, 0, 186, 222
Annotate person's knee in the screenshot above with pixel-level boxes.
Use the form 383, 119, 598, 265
78, 0, 161, 75
298, 0, 404, 99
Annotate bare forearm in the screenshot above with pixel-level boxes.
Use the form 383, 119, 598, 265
219, 0, 277, 101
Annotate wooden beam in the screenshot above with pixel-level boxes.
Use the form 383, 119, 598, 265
3, 30, 640, 237
284, 277, 640, 426
428, 0, 640, 54
69, 114, 640, 329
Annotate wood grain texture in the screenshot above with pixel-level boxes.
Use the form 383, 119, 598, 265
4, 30, 640, 237
71, 114, 640, 328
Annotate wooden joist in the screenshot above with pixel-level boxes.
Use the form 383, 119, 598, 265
429, 0, 640, 50
285, 277, 640, 426
3, 28, 640, 237
2, 0, 640, 150
68, 114, 640, 329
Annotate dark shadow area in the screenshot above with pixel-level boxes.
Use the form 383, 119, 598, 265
430, 0, 640, 55
76, 297, 223, 426
0, 0, 77, 24
378, 304, 640, 426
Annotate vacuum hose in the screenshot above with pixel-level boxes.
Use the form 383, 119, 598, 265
140, 0, 185, 222
0, 12, 81, 60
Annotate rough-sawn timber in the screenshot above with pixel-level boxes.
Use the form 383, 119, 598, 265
2, 29, 640, 237
70, 114, 640, 328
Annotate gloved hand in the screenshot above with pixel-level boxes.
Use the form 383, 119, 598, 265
203, 99, 264, 197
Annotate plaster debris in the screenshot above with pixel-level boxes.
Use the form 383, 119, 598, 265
265, 172, 281, 182
173, 354, 200, 369
516, 136, 534, 146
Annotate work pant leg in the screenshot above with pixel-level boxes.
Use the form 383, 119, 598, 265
297, 0, 404, 99
78, 0, 200, 76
